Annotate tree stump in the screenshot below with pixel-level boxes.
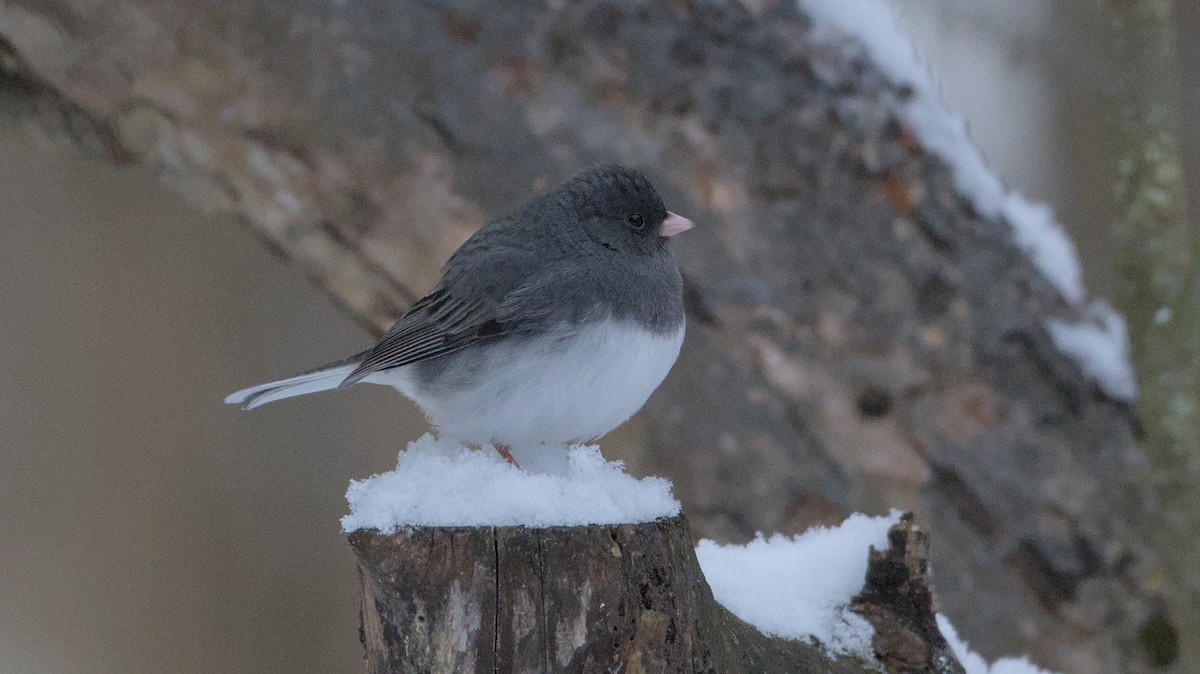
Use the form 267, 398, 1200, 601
853, 514, 963, 674
349, 514, 960, 673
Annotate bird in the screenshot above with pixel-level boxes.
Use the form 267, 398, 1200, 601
226, 165, 693, 468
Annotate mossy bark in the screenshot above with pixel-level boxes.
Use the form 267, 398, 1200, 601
1109, 0, 1196, 664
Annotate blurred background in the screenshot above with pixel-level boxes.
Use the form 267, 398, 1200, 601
0, 2, 1183, 672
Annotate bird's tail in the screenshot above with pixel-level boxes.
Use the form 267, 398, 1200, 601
225, 355, 365, 410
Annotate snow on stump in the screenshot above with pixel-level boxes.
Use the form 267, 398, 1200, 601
343, 437, 974, 673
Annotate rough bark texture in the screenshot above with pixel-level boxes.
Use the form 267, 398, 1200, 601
0, 1, 1175, 671
853, 514, 962, 674
350, 514, 954, 674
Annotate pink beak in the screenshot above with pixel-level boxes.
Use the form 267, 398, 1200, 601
660, 211, 694, 237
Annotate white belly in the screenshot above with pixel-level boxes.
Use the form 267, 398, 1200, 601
370, 320, 684, 449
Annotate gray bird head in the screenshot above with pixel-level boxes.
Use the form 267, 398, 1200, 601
561, 165, 694, 256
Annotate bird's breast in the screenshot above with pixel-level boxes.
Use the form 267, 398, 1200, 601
401, 319, 685, 447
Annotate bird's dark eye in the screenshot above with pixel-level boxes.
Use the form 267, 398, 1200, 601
627, 213, 646, 231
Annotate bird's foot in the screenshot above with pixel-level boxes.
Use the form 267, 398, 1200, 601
493, 442, 522, 469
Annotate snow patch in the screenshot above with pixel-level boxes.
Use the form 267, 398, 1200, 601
1047, 301, 1139, 400
800, 0, 1083, 303
938, 614, 1060, 674
695, 511, 1062, 670
799, 0, 1137, 400
695, 511, 899, 655
340, 434, 680, 531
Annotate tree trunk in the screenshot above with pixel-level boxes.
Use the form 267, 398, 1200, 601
0, 1, 1173, 670
1107, 0, 1196, 665
349, 514, 961, 674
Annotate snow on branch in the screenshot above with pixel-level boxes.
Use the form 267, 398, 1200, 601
800, 0, 1137, 401
1047, 301, 1139, 400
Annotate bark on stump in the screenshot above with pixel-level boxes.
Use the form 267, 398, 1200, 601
349, 514, 961, 674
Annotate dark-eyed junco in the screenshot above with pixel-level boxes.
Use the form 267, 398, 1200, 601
226, 165, 693, 464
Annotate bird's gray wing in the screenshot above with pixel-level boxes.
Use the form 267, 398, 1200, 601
340, 253, 594, 387
339, 286, 510, 386
340, 200, 590, 387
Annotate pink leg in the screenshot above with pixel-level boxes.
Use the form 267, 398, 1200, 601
494, 442, 521, 469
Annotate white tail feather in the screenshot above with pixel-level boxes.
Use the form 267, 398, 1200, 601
225, 364, 357, 410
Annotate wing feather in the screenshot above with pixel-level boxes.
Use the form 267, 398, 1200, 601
340, 238, 586, 388
339, 288, 507, 386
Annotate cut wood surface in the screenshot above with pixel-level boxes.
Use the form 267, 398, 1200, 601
0, 1, 1176, 670
349, 513, 961, 674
